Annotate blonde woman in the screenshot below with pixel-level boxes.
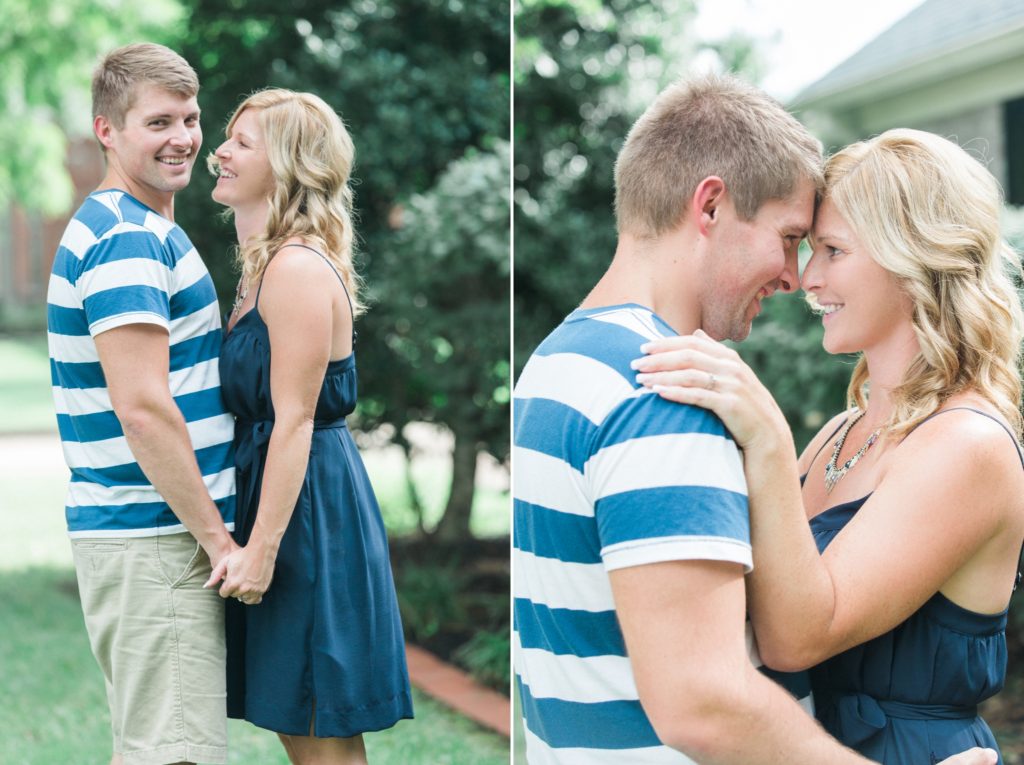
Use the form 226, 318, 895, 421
633, 129, 1024, 763
205, 89, 413, 763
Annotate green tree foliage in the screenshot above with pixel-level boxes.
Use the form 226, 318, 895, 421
175, 0, 510, 540
377, 143, 510, 540
0, 0, 183, 216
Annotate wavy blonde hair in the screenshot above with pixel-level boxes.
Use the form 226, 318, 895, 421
823, 128, 1023, 439
212, 88, 363, 315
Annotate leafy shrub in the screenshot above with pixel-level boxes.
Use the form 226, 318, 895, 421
453, 629, 511, 691
395, 561, 470, 643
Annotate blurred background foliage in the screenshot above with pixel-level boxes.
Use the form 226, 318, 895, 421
0, 0, 185, 215
1, 0, 510, 543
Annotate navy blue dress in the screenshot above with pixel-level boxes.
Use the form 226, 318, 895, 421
799, 408, 1020, 764
220, 251, 414, 737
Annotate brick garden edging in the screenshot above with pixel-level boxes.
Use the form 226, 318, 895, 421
405, 644, 510, 737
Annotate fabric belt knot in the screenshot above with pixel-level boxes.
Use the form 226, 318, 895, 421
234, 417, 347, 536
827, 692, 979, 746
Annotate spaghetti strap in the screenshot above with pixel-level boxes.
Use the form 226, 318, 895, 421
799, 416, 850, 486
256, 243, 357, 344
807, 417, 850, 469
909, 406, 1024, 469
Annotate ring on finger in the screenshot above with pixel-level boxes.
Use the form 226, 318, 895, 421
705, 372, 716, 390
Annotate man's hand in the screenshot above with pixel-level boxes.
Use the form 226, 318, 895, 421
937, 749, 998, 765
204, 540, 276, 605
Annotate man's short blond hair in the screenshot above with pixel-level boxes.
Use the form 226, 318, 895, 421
92, 43, 199, 129
614, 73, 823, 238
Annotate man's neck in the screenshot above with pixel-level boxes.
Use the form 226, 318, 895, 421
580, 230, 700, 334
96, 169, 175, 221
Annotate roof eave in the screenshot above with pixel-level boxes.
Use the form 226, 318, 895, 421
792, 21, 1024, 112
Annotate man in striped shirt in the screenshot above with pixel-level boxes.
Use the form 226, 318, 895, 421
513, 74, 995, 765
47, 44, 235, 765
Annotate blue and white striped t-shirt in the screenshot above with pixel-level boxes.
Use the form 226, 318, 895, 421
514, 304, 805, 764
47, 190, 236, 538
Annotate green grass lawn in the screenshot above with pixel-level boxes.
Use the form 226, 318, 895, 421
0, 390, 509, 765
0, 567, 508, 765
0, 334, 55, 434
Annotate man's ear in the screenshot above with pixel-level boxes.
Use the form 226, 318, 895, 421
691, 176, 726, 236
94, 115, 115, 150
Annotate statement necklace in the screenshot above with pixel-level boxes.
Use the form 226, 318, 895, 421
231, 277, 249, 318
824, 410, 881, 494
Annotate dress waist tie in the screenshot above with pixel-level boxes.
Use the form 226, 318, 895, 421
233, 417, 348, 539
822, 692, 978, 747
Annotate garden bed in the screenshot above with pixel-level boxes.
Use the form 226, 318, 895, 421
390, 535, 510, 695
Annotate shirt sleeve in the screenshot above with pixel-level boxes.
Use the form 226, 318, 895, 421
588, 388, 752, 573
77, 230, 175, 337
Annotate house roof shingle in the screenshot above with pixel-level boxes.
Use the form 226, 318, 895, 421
796, 0, 1024, 104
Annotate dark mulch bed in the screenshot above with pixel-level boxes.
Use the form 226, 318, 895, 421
389, 536, 510, 693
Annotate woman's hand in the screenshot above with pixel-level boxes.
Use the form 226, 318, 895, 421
204, 542, 276, 605
631, 330, 790, 453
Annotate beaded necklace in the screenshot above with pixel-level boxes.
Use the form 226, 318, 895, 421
824, 410, 881, 494
230, 277, 249, 319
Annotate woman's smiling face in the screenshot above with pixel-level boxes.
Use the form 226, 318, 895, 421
802, 197, 915, 356
211, 108, 276, 210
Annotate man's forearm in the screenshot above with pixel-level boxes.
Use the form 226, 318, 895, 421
666, 663, 870, 764
119, 401, 235, 563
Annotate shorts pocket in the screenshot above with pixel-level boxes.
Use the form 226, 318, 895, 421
74, 539, 128, 553
155, 535, 203, 588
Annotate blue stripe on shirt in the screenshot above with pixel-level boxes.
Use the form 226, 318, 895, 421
514, 388, 730, 472
67, 493, 236, 534
596, 485, 750, 549
518, 678, 662, 750
169, 329, 221, 371
169, 275, 217, 315
69, 440, 234, 486
83, 285, 170, 327
51, 357, 105, 390
47, 304, 91, 336
515, 598, 626, 657
57, 388, 231, 444
514, 498, 601, 564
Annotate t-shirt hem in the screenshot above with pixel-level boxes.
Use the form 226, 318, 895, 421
68, 521, 236, 539
602, 536, 753, 573
90, 312, 170, 337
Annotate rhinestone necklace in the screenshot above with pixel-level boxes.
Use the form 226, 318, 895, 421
230, 277, 249, 318
824, 410, 881, 494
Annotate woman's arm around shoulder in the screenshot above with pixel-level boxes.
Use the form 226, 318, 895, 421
817, 409, 1024, 645
758, 407, 1024, 670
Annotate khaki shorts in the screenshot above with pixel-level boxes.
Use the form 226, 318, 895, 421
72, 532, 227, 765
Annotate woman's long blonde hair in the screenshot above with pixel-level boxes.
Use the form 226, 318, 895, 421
824, 128, 1023, 439
216, 88, 363, 315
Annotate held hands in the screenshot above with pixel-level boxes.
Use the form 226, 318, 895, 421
937, 748, 998, 765
203, 541, 276, 605
631, 330, 789, 452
